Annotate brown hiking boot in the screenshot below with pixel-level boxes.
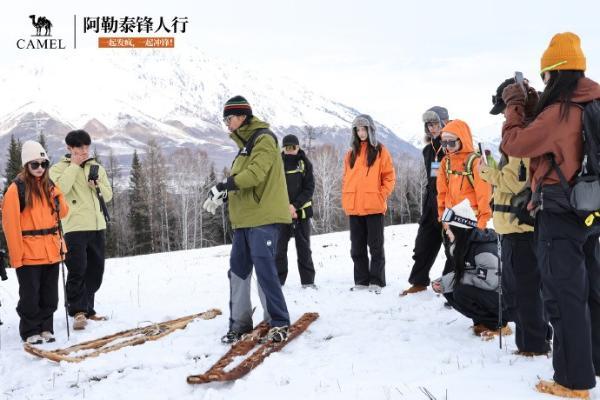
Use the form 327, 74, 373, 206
87, 314, 108, 321
480, 325, 512, 341
472, 324, 488, 336
400, 285, 427, 296
535, 380, 590, 399
73, 312, 87, 330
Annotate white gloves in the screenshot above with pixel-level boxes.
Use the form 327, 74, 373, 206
202, 185, 227, 214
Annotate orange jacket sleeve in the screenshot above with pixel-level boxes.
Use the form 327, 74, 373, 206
472, 161, 492, 229
1, 184, 23, 268
379, 147, 396, 198
436, 156, 449, 221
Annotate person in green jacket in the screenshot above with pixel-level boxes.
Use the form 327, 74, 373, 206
203, 96, 291, 344
49, 130, 112, 331
479, 77, 550, 356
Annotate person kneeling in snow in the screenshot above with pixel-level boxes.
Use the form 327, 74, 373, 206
431, 199, 511, 339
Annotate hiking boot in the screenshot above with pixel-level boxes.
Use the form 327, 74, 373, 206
514, 350, 549, 357
350, 285, 369, 291
536, 380, 590, 399
368, 284, 382, 294
480, 325, 513, 341
302, 284, 317, 289
221, 330, 244, 344
472, 324, 488, 336
73, 312, 87, 330
400, 285, 427, 296
25, 334, 43, 345
40, 331, 56, 343
87, 314, 108, 321
266, 326, 289, 343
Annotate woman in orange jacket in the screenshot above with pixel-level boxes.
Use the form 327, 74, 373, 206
1, 141, 68, 344
436, 119, 492, 230
342, 114, 395, 294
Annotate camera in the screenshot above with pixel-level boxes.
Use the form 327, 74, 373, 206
88, 164, 99, 182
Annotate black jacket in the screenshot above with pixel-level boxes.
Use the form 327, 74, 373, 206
421, 136, 444, 220
282, 150, 315, 219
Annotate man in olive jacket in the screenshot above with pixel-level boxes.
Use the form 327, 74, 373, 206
50, 130, 112, 330
203, 96, 291, 344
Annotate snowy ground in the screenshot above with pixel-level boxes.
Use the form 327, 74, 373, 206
0, 224, 594, 400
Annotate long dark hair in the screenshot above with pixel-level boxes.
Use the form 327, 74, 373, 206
534, 70, 585, 121
16, 164, 53, 210
348, 129, 381, 169
449, 227, 471, 287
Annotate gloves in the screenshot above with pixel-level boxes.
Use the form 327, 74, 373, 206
523, 86, 540, 122
202, 185, 227, 215
502, 83, 526, 107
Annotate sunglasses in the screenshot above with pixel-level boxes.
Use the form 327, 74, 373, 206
440, 139, 460, 148
29, 160, 50, 170
222, 115, 235, 124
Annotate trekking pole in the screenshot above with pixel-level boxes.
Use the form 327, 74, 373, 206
54, 197, 70, 340
496, 233, 503, 349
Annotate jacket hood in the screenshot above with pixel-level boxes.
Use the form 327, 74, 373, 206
572, 77, 600, 103
441, 119, 474, 154
468, 228, 498, 244
351, 114, 378, 147
230, 116, 270, 146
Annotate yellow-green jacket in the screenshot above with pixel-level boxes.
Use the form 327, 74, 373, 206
479, 156, 533, 234
49, 157, 113, 233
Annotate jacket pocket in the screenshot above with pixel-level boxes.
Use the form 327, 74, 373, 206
363, 192, 385, 212
341, 192, 355, 211
23, 237, 47, 261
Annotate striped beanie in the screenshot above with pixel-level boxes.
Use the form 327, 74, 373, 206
223, 95, 253, 118
540, 32, 586, 73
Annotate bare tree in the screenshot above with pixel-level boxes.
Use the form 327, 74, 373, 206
311, 144, 345, 234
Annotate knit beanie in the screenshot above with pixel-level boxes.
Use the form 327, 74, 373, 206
282, 134, 300, 147
441, 199, 478, 229
223, 95, 253, 118
540, 32, 586, 73
21, 140, 49, 167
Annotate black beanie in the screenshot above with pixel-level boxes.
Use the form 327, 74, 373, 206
282, 134, 300, 147
223, 95, 253, 118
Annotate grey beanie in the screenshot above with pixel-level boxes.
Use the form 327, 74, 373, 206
422, 106, 449, 133
351, 114, 378, 147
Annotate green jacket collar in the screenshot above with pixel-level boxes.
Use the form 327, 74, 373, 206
229, 117, 270, 148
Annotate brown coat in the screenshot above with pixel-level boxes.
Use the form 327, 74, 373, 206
501, 77, 600, 190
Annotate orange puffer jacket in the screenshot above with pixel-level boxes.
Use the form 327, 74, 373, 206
1, 180, 69, 268
436, 120, 492, 229
342, 142, 396, 216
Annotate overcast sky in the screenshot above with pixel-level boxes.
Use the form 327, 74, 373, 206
2, 0, 599, 142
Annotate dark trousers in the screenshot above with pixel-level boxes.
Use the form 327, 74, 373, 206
349, 214, 385, 287
16, 264, 59, 340
444, 284, 508, 330
536, 210, 600, 390
229, 224, 290, 333
409, 215, 454, 286
275, 219, 315, 285
502, 232, 551, 353
64, 230, 105, 317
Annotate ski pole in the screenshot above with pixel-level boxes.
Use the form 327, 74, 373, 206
54, 197, 70, 340
496, 233, 503, 349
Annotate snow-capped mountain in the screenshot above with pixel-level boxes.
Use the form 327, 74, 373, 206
0, 47, 418, 171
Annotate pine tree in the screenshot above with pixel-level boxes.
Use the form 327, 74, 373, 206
38, 131, 47, 151
4, 135, 22, 193
128, 151, 151, 254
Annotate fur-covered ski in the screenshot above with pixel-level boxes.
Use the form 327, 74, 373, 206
24, 309, 221, 363
187, 312, 319, 384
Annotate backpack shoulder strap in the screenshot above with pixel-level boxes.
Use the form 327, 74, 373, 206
465, 153, 480, 188
13, 177, 26, 213
240, 128, 278, 157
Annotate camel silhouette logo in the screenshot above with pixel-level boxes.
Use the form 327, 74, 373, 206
29, 15, 52, 36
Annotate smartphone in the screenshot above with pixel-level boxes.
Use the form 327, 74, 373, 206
514, 71, 527, 96
478, 143, 488, 165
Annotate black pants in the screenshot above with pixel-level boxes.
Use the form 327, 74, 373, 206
349, 214, 385, 287
275, 219, 315, 285
536, 210, 600, 390
64, 230, 106, 317
501, 232, 551, 353
444, 283, 507, 330
16, 264, 59, 340
409, 212, 454, 286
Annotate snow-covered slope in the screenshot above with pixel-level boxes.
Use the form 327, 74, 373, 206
0, 47, 418, 170
0, 224, 573, 400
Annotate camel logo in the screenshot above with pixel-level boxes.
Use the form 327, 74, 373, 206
17, 14, 65, 50
29, 15, 53, 36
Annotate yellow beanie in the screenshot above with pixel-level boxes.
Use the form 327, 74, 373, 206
540, 32, 586, 73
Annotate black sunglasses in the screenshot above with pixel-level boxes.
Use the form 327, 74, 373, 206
29, 160, 50, 170
440, 139, 460, 148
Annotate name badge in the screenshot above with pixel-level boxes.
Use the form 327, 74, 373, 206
430, 161, 440, 177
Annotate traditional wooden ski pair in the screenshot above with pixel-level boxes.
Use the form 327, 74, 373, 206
23, 308, 222, 363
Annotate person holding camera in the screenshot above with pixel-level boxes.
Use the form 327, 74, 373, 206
50, 130, 112, 331
275, 134, 316, 288
203, 96, 291, 344
479, 77, 551, 357
501, 32, 600, 398
2, 141, 69, 343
